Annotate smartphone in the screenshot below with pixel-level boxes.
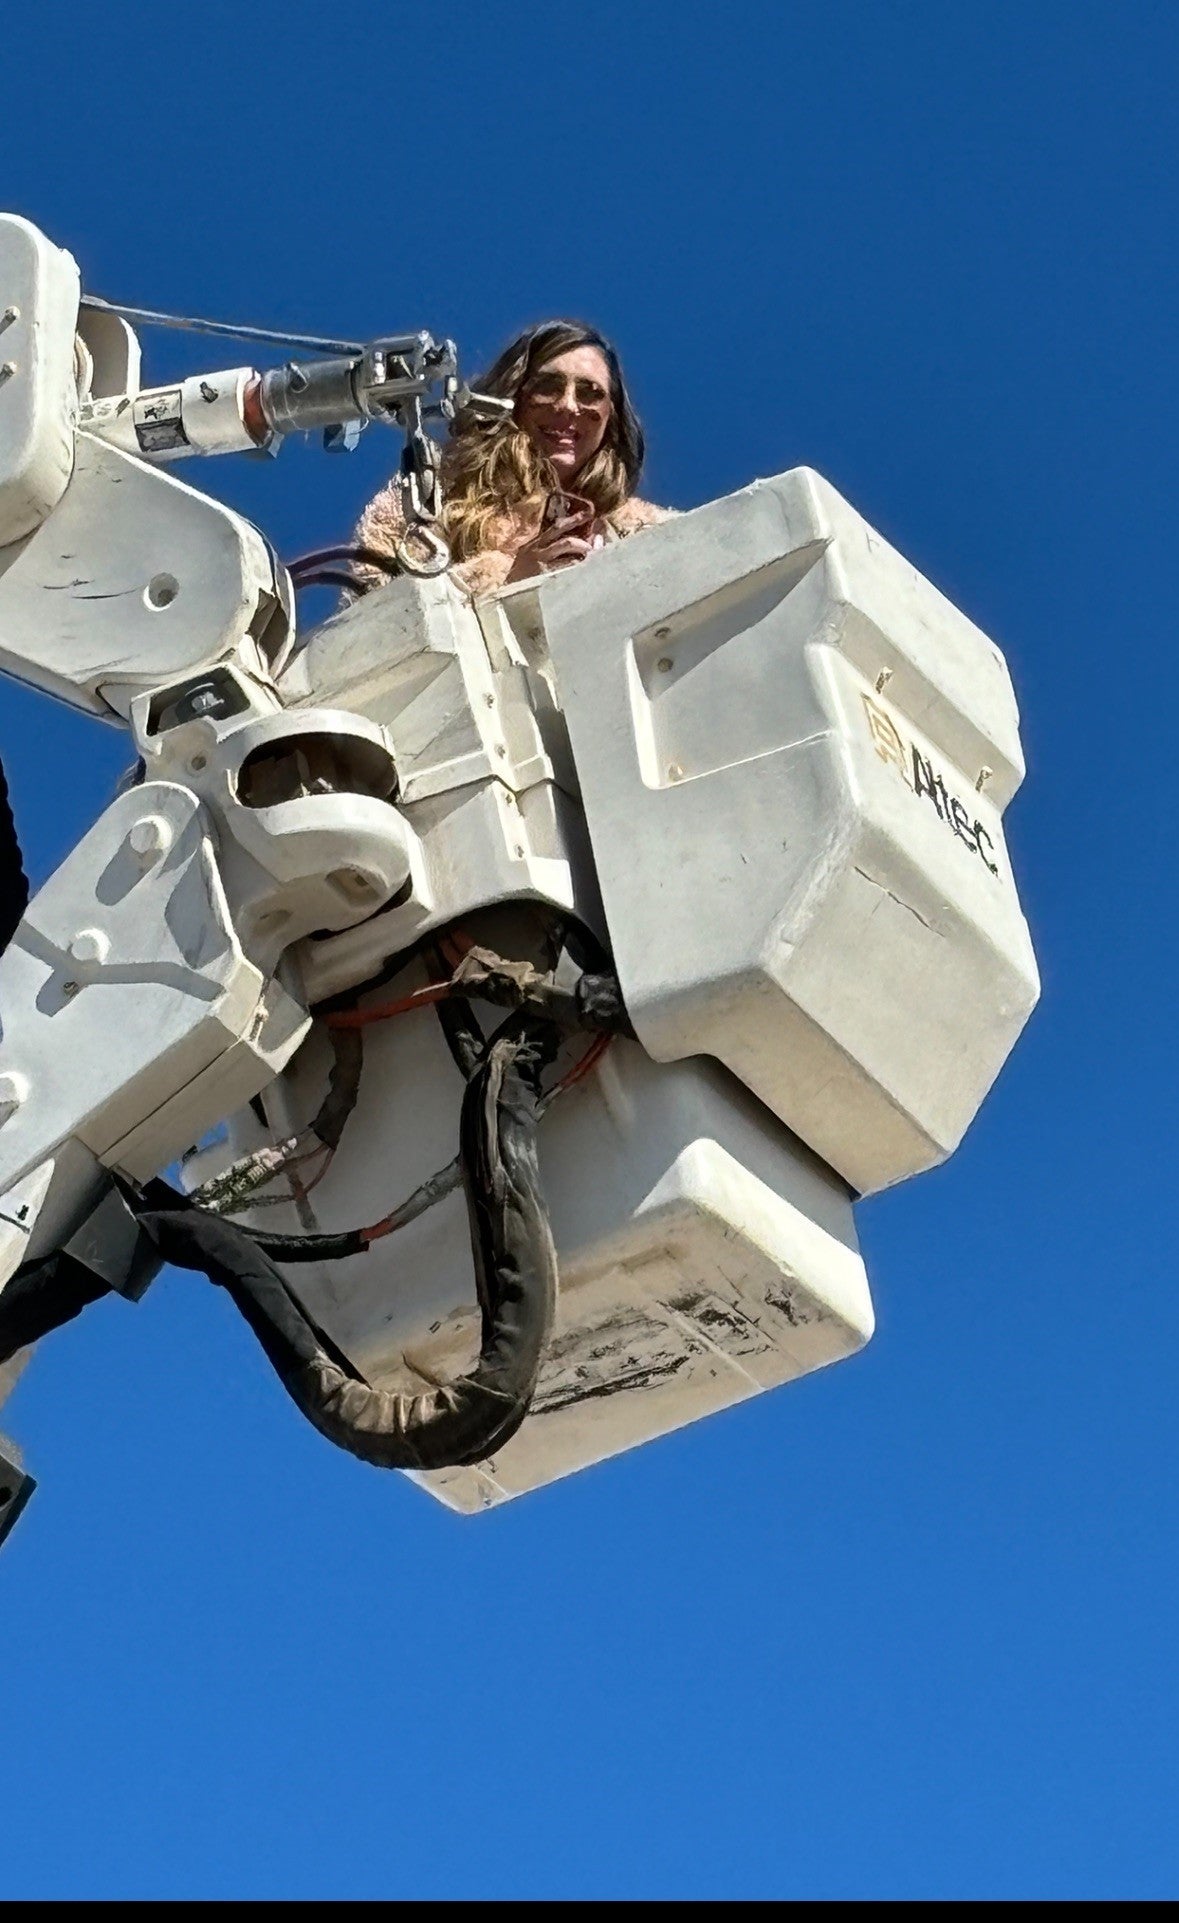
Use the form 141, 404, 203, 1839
541, 490, 595, 534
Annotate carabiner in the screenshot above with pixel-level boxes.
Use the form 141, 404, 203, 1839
394, 520, 452, 578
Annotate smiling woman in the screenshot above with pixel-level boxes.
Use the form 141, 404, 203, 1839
353, 320, 671, 597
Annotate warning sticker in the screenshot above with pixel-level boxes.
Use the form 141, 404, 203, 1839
133, 388, 188, 454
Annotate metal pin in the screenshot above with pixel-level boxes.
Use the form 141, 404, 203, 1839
68, 929, 109, 966
129, 814, 173, 859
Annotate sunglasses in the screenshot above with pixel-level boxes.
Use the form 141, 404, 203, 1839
521, 371, 611, 412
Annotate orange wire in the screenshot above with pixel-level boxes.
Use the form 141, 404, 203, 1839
299, 1145, 336, 1198
324, 980, 454, 1029
287, 1141, 333, 1204
360, 1209, 404, 1246
552, 1031, 611, 1096
323, 929, 481, 1028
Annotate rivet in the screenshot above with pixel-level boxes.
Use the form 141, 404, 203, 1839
189, 753, 207, 773
654, 625, 671, 640
975, 765, 993, 793
875, 667, 893, 693
61, 980, 81, 999
667, 763, 683, 783
494, 743, 507, 758
656, 657, 673, 673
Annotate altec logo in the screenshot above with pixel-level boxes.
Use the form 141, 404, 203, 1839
860, 693, 999, 878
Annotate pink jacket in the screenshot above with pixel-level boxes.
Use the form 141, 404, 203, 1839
352, 485, 672, 598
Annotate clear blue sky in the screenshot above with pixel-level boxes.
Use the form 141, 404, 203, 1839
1, 0, 1175, 1899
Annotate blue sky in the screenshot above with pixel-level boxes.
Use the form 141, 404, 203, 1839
1, 0, 1176, 1899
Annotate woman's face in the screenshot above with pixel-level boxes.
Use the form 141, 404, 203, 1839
515, 344, 613, 479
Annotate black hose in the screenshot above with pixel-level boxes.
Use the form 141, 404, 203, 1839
0, 1250, 113, 1367
132, 1013, 560, 1472
287, 543, 401, 580
434, 993, 486, 1082
240, 1157, 462, 1265
309, 1028, 364, 1152
245, 1223, 367, 1263
1, 755, 29, 956
291, 569, 368, 595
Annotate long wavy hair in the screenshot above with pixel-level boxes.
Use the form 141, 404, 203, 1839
440, 321, 646, 563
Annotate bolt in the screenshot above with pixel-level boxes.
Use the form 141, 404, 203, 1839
0, 361, 15, 383
667, 763, 683, 783
0, 1071, 29, 1125
68, 928, 109, 966
61, 980, 81, 999
656, 657, 673, 673
875, 667, 893, 693
494, 743, 507, 758
129, 813, 173, 859
655, 625, 671, 640
484, 693, 495, 708
0, 305, 18, 332
976, 765, 993, 793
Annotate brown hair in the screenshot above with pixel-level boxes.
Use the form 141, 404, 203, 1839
440, 320, 646, 562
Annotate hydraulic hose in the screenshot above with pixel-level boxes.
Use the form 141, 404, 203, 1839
132, 1013, 560, 1473
0, 755, 29, 956
0, 1251, 111, 1366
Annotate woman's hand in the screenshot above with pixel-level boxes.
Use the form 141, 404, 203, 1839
505, 516, 604, 583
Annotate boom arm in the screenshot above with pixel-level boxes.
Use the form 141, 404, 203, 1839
0, 211, 462, 1282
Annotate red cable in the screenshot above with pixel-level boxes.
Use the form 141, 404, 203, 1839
324, 980, 454, 1030
552, 1031, 612, 1096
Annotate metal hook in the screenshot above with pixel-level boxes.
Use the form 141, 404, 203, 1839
394, 522, 452, 578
